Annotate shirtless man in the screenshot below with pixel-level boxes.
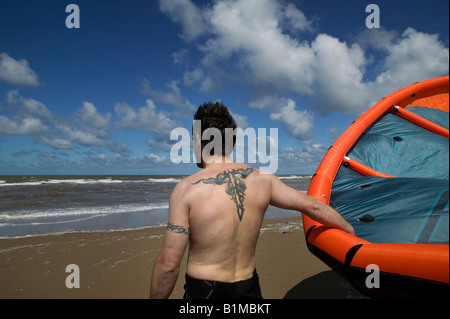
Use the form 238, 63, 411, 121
150, 102, 354, 299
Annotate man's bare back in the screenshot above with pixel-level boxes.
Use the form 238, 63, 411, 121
182, 163, 270, 283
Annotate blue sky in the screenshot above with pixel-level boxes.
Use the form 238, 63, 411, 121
0, 0, 448, 175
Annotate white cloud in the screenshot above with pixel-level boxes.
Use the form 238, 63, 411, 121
37, 135, 73, 150
115, 98, 181, 152
0, 116, 47, 135
6, 89, 52, 120
158, 0, 209, 41
115, 99, 178, 134
328, 126, 340, 140
283, 3, 315, 33
248, 96, 315, 141
373, 28, 449, 88
143, 153, 166, 163
0, 53, 40, 87
199, 0, 316, 94
277, 144, 327, 174
139, 78, 196, 115
230, 111, 249, 129
78, 102, 111, 130
139, 99, 176, 132
114, 102, 137, 130
57, 123, 106, 147
310, 34, 370, 114
106, 141, 132, 155
172, 48, 189, 65
52, 102, 112, 148
0, 90, 50, 136
0, 91, 114, 150
161, 0, 449, 118
183, 68, 205, 86
269, 98, 314, 140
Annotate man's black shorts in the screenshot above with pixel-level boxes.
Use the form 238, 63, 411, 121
183, 269, 263, 299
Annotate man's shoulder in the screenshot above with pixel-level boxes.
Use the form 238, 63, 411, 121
179, 170, 205, 185
254, 168, 275, 177
172, 172, 204, 194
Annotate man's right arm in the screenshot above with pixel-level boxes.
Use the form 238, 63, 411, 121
267, 173, 355, 235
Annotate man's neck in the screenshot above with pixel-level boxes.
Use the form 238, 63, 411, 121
201, 155, 233, 169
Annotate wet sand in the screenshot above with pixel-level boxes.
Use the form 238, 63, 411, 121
0, 217, 367, 299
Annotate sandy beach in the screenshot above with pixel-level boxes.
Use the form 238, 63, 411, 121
0, 217, 367, 299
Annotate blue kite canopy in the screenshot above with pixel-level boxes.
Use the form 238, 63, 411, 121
330, 106, 449, 245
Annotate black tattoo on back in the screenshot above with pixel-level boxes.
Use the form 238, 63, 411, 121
192, 168, 254, 221
167, 221, 191, 235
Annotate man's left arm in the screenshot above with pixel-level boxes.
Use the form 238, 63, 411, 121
150, 181, 190, 299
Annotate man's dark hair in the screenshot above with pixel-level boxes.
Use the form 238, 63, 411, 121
193, 101, 237, 156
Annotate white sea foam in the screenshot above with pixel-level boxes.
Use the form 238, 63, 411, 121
147, 177, 181, 183
0, 203, 169, 221
46, 178, 123, 184
0, 177, 183, 187
0, 178, 124, 187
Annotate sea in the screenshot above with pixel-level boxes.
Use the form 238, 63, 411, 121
0, 174, 312, 238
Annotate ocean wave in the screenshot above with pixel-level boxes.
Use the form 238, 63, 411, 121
2, 214, 100, 227
0, 178, 124, 187
47, 178, 123, 184
0, 203, 169, 221
0, 224, 168, 240
147, 177, 181, 183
